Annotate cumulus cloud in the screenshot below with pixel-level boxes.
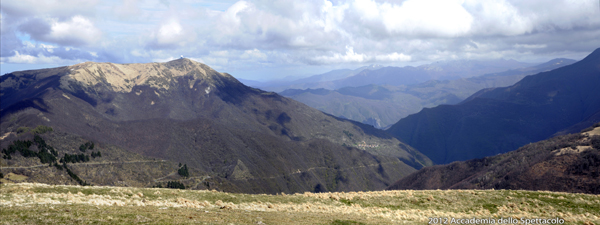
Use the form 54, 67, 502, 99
313, 46, 367, 64
16, 15, 102, 47
348, 0, 474, 38
49, 16, 101, 46
146, 19, 197, 49
2, 51, 84, 65
240, 49, 267, 60
0, 0, 98, 19
1, 0, 599, 79
375, 52, 412, 62
311, 46, 411, 64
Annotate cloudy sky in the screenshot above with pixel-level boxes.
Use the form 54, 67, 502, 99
1, 0, 599, 80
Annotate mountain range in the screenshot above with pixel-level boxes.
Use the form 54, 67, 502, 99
387, 48, 600, 165
281, 58, 575, 128
0, 59, 432, 193
246, 59, 533, 92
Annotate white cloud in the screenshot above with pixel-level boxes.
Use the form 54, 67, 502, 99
0, 0, 98, 18
210, 50, 229, 57
40, 44, 57, 53
313, 46, 368, 64
375, 52, 412, 62
464, 0, 533, 36
514, 44, 547, 49
240, 49, 267, 60
156, 20, 183, 44
1, 0, 599, 80
4, 51, 75, 64
147, 19, 196, 49
16, 15, 102, 47
48, 16, 101, 46
351, 0, 474, 37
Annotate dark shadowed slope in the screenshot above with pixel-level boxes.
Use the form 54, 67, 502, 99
387, 48, 600, 164
0, 59, 432, 194
388, 124, 600, 194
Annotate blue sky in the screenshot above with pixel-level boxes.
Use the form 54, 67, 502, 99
1, 0, 599, 81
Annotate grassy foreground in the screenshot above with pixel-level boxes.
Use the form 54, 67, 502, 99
1, 183, 598, 224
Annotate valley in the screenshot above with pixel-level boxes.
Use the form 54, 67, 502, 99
278, 59, 575, 128
388, 49, 600, 164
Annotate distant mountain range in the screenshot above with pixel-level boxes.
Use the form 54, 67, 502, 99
0, 59, 432, 193
240, 64, 384, 92
245, 59, 533, 92
388, 123, 600, 194
281, 59, 576, 128
387, 48, 600, 165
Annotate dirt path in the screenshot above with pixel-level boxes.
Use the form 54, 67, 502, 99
234, 160, 402, 181
0, 160, 168, 170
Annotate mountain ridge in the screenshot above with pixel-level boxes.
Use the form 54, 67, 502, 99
387, 124, 600, 194
387, 48, 600, 164
0, 58, 432, 194
279, 58, 576, 128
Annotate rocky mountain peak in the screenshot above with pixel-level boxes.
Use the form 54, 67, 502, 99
59, 59, 232, 93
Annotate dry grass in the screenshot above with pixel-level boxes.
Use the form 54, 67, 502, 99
1, 183, 599, 224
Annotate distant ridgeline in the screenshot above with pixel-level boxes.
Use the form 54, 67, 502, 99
388, 48, 600, 165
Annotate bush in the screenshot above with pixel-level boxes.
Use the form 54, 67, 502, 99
38, 150, 56, 164
61, 153, 90, 164
166, 181, 185, 189
2, 136, 57, 164
33, 135, 58, 163
91, 151, 102, 158
178, 164, 189, 177
31, 125, 53, 134
591, 136, 600, 150
79, 141, 94, 152
16, 127, 30, 134
2, 140, 33, 157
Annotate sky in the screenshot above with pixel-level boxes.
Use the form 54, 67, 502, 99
1, 0, 599, 81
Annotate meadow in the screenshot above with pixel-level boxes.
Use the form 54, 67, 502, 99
1, 182, 598, 224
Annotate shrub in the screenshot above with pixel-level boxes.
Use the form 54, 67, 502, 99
91, 151, 102, 158
31, 125, 53, 134
16, 127, 30, 134
61, 153, 90, 164
2, 140, 33, 156
33, 135, 58, 163
178, 164, 189, 177
591, 136, 600, 150
2, 136, 58, 164
166, 181, 185, 189
79, 141, 94, 152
